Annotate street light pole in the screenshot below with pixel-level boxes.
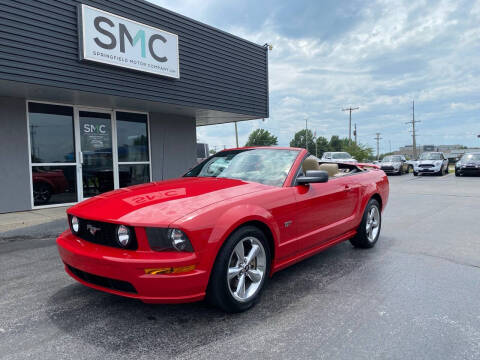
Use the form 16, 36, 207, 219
234, 121, 239, 148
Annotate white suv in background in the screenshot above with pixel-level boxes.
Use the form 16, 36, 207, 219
414, 152, 449, 176
321, 152, 357, 164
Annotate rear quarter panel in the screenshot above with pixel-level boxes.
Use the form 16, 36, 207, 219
353, 168, 389, 228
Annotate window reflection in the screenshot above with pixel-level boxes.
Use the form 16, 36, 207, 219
119, 164, 150, 188
32, 166, 77, 206
28, 103, 75, 163
116, 112, 149, 162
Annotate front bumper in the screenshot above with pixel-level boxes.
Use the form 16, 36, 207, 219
381, 167, 401, 174
57, 230, 208, 303
415, 166, 441, 174
456, 167, 480, 175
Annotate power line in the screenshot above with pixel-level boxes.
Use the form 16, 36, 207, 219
342, 106, 359, 142
405, 100, 421, 159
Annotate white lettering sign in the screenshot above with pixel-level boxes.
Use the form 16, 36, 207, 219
79, 4, 180, 78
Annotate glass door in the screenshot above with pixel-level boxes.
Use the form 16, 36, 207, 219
77, 110, 115, 199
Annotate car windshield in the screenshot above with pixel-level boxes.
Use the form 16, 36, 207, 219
419, 153, 442, 160
461, 154, 480, 161
332, 152, 351, 159
382, 156, 402, 162
184, 149, 300, 187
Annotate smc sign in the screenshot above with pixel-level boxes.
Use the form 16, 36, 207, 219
79, 4, 179, 78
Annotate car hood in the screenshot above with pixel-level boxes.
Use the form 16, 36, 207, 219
418, 160, 440, 165
381, 162, 400, 166
68, 177, 269, 226
459, 161, 480, 166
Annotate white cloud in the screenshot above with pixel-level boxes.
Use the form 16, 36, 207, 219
149, 0, 480, 150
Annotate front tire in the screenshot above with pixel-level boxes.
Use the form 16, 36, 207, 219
207, 226, 271, 313
413, 171, 418, 176
350, 199, 381, 249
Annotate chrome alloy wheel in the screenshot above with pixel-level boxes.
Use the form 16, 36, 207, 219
227, 237, 266, 302
366, 205, 380, 242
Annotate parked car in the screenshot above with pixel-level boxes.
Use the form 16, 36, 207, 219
455, 152, 480, 176
321, 151, 357, 163
57, 147, 389, 312
413, 152, 449, 176
380, 155, 410, 175
32, 169, 68, 205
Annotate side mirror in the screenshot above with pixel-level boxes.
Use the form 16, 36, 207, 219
297, 170, 329, 185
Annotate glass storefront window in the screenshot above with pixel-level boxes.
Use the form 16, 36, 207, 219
116, 112, 149, 162
79, 111, 114, 198
28, 103, 75, 163
32, 166, 77, 206
28, 103, 151, 207
119, 164, 150, 187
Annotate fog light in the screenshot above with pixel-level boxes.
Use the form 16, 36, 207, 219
116, 225, 130, 247
144, 265, 195, 275
71, 216, 79, 233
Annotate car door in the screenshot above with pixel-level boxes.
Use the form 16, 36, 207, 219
291, 173, 361, 253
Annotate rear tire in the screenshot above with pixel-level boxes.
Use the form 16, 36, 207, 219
350, 199, 382, 249
207, 226, 271, 313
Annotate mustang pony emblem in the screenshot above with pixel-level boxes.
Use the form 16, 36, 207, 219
86, 224, 101, 235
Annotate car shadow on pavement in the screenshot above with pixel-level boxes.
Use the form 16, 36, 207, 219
46, 240, 386, 358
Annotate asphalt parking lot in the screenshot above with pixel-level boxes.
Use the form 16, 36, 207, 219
1, 173, 480, 360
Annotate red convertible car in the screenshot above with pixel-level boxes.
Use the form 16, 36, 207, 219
57, 147, 389, 312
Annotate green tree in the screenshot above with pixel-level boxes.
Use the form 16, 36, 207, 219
245, 128, 278, 146
343, 141, 374, 162
290, 129, 316, 154
329, 135, 343, 151
315, 136, 330, 157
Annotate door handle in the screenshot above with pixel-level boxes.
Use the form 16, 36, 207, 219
344, 185, 351, 191
79, 151, 84, 165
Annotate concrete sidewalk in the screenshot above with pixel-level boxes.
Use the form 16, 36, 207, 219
0, 206, 69, 233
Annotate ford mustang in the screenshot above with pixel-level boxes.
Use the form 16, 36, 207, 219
57, 147, 389, 312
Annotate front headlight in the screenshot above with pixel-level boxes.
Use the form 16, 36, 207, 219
71, 216, 79, 233
168, 229, 193, 251
435, 161, 442, 166
116, 225, 131, 247
146, 228, 194, 252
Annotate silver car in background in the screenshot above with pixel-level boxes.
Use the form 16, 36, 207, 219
414, 152, 449, 176
380, 155, 409, 175
321, 152, 357, 164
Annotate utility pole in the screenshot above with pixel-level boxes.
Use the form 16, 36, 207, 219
342, 107, 359, 142
234, 121, 239, 148
405, 100, 420, 159
354, 123, 357, 144
389, 140, 392, 153
374, 133, 382, 160
305, 117, 308, 150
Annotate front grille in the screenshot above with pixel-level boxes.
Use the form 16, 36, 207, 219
67, 264, 137, 293
419, 164, 434, 168
69, 216, 137, 250
381, 166, 393, 170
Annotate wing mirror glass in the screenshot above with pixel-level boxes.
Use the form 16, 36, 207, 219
297, 170, 329, 185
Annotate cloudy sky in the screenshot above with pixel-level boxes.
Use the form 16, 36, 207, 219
149, 0, 480, 153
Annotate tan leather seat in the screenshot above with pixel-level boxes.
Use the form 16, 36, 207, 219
302, 158, 320, 172
318, 163, 339, 177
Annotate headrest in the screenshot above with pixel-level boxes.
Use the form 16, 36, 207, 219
302, 158, 320, 172
318, 163, 339, 177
